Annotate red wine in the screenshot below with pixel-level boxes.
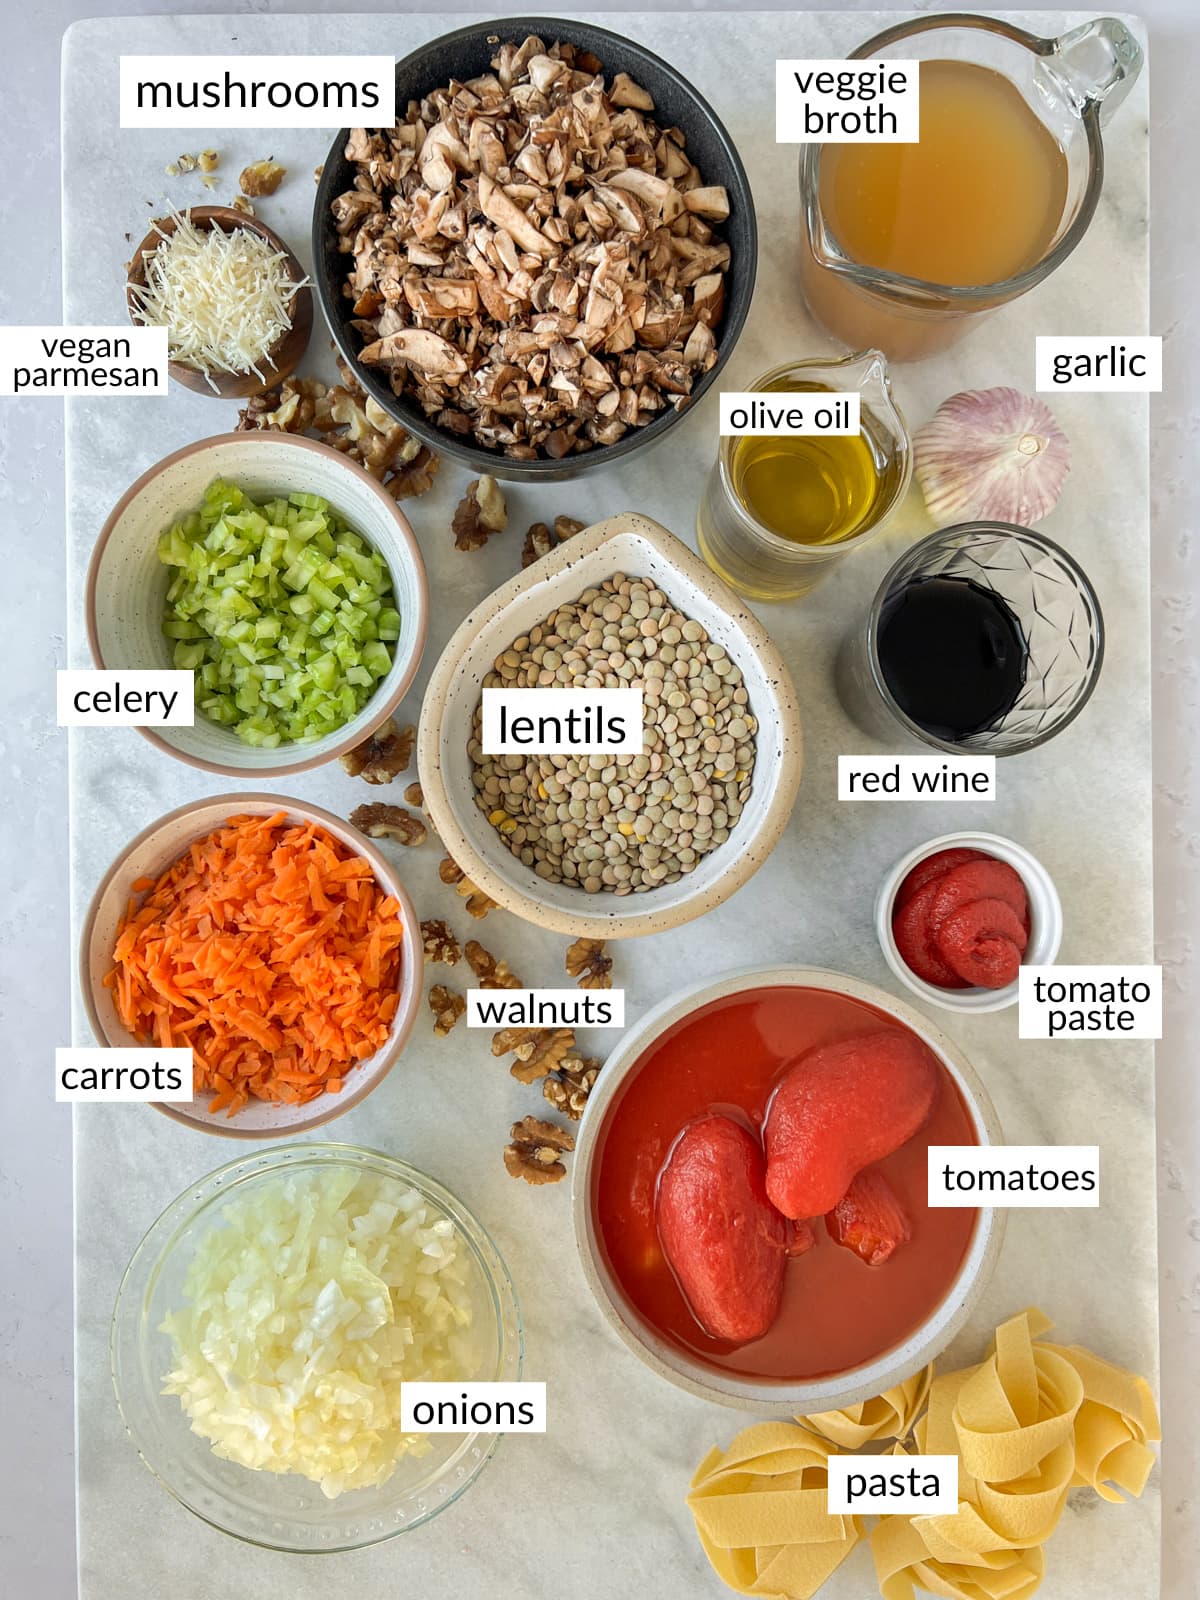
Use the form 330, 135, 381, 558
877, 576, 1027, 741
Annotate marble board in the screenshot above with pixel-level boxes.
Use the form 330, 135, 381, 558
64, 12, 1156, 1599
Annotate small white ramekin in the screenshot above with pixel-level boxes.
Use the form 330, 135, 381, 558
876, 831, 1063, 1014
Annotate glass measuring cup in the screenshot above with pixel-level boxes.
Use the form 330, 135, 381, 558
696, 350, 911, 601
798, 15, 1144, 361
835, 523, 1105, 756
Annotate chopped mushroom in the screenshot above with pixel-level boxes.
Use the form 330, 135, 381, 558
331, 35, 729, 461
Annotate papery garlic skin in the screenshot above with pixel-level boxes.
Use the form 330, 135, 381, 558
914, 387, 1071, 525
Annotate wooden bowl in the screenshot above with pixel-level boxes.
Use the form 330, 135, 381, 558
126, 205, 313, 398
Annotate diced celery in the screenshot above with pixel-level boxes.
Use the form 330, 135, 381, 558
308, 578, 340, 612
173, 642, 206, 671
363, 641, 391, 679
158, 478, 398, 746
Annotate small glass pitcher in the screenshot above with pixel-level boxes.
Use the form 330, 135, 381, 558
798, 15, 1144, 361
696, 349, 911, 601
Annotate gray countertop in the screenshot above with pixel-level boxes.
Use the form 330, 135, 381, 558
2, 4, 1198, 1599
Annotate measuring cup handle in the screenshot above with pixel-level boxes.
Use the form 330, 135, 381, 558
1046, 17, 1144, 125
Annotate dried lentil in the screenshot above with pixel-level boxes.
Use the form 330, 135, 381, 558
469, 574, 757, 894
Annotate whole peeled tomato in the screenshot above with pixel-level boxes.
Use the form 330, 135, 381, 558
656, 1114, 789, 1344
764, 1032, 940, 1219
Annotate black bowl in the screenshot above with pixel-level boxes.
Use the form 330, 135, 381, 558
313, 15, 758, 482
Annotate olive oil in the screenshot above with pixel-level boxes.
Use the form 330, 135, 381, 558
696, 356, 911, 601
730, 429, 884, 547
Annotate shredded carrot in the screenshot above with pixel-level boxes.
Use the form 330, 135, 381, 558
106, 812, 405, 1116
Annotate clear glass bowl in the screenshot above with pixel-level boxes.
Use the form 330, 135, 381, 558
111, 1142, 522, 1552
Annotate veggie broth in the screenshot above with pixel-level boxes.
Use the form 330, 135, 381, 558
592, 988, 979, 1381
820, 61, 1068, 287
804, 60, 1069, 356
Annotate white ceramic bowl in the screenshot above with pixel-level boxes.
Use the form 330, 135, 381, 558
876, 831, 1063, 1015
86, 432, 428, 777
417, 513, 803, 939
80, 794, 423, 1139
572, 966, 1006, 1413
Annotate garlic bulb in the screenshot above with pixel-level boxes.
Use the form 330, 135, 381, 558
914, 387, 1071, 525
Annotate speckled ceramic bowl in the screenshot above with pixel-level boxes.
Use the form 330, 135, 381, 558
876, 831, 1063, 1014
86, 432, 428, 777
80, 794, 423, 1139
417, 513, 803, 938
572, 966, 1006, 1412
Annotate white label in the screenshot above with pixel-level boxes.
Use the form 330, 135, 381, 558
928, 1146, 1100, 1207
119, 55, 395, 129
0, 326, 168, 397
400, 1382, 546, 1433
826, 1455, 957, 1515
467, 989, 625, 1030
776, 59, 919, 143
481, 688, 643, 756
719, 390, 860, 436
57, 670, 194, 727
838, 755, 995, 802
1035, 336, 1162, 392
1018, 965, 1162, 1039
56, 1048, 194, 1102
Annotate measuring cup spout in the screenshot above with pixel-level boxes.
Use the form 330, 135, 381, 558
845, 348, 897, 415
1041, 17, 1144, 125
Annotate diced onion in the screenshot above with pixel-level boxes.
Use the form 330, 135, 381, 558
160, 1168, 479, 1498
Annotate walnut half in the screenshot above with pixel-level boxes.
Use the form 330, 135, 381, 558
452, 476, 508, 551
240, 159, 286, 197
429, 983, 465, 1036
349, 803, 426, 845
504, 1116, 575, 1185
565, 937, 613, 990
421, 919, 461, 966
465, 939, 522, 990
438, 855, 498, 918
543, 1055, 601, 1121
340, 717, 415, 784
521, 521, 553, 569
493, 1026, 577, 1083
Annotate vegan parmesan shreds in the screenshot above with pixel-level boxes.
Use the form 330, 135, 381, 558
129, 209, 308, 382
